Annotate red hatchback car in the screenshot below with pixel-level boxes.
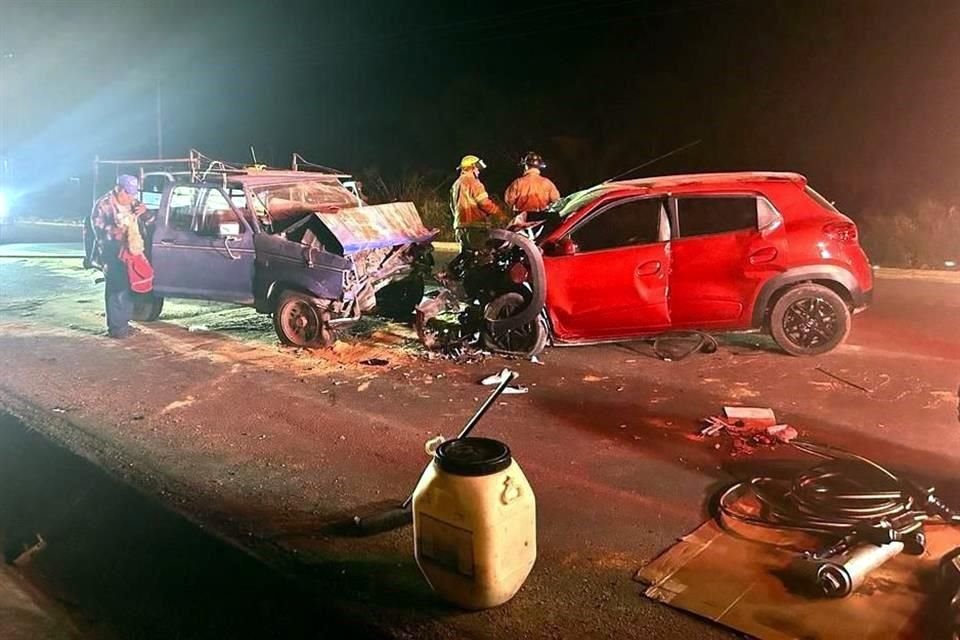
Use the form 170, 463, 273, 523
530, 171, 872, 356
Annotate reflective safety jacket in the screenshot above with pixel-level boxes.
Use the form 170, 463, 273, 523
450, 172, 502, 229
504, 168, 560, 213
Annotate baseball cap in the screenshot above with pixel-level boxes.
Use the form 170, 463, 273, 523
117, 174, 139, 195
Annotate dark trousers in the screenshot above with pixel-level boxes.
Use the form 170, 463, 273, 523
103, 252, 132, 337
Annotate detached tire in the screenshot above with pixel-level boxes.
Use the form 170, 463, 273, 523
769, 284, 850, 356
132, 294, 164, 322
273, 291, 333, 348
482, 292, 548, 357
376, 275, 425, 321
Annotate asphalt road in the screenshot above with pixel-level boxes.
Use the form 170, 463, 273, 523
0, 247, 958, 639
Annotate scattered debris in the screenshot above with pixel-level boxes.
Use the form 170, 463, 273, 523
481, 368, 528, 394
51, 407, 67, 414
699, 407, 799, 454
502, 385, 529, 395
653, 331, 718, 361
530, 355, 545, 365
357, 381, 372, 392
699, 416, 731, 437
766, 423, 798, 443
359, 358, 390, 366
481, 369, 512, 386
188, 325, 210, 332
723, 406, 776, 422
582, 374, 608, 383
815, 366, 871, 393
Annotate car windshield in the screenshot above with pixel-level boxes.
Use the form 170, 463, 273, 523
252, 180, 360, 220
549, 186, 609, 217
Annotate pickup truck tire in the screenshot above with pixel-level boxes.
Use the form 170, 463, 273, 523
273, 291, 334, 348
769, 284, 851, 356
375, 275, 425, 321
132, 294, 164, 322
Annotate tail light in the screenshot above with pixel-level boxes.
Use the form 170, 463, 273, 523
823, 221, 858, 243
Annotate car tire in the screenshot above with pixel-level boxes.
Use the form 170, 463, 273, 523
131, 294, 164, 322
376, 275, 425, 321
769, 284, 851, 356
482, 292, 548, 357
273, 291, 334, 348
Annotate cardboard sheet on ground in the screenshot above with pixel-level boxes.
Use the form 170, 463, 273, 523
636, 516, 960, 639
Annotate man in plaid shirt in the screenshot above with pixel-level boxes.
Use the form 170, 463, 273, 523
85, 174, 148, 338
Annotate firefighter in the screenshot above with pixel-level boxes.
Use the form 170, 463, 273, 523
504, 151, 560, 225
449, 155, 503, 252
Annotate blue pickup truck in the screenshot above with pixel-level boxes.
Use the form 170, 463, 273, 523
107, 169, 436, 347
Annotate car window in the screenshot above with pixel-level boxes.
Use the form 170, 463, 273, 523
254, 180, 359, 221
676, 196, 758, 237
167, 186, 204, 232
196, 190, 242, 236
571, 198, 665, 253
141, 174, 170, 211
229, 189, 247, 210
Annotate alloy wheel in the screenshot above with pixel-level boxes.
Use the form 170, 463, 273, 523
781, 296, 839, 349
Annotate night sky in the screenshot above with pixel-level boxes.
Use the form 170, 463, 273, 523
2, 0, 959, 211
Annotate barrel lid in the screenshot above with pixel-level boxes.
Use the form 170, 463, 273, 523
435, 437, 512, 477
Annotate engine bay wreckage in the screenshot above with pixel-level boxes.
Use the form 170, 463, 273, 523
264, 198, 438, 342
415, 227, 549, 358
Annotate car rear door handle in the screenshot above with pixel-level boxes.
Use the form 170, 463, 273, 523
748, 246, 778, 265
637, 260, 662, 276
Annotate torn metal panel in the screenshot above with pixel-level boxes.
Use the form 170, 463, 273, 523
315, 202, 436, 254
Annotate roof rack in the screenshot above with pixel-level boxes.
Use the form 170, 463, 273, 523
94, 149, 356, 192
93, 149, 364, 204
93, 149, 234, 186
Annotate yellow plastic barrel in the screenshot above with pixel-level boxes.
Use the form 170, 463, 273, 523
413, 437, 536, 610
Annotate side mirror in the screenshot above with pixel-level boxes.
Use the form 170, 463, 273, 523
544, 236, 576, 257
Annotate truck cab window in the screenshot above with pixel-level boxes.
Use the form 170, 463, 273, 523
167, 186, 203, 232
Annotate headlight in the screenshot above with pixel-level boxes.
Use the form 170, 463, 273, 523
0, 191, 9, 220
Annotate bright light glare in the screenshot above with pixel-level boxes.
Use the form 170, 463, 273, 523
945, 260, 957, 268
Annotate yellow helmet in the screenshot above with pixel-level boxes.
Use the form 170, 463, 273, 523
458, 155, 486, 171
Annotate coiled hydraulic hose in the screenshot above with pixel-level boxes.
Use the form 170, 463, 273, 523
718, 441, 955, 537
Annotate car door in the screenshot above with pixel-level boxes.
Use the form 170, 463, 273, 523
542, 195, 671, 340
151, 184, 256, 303
669, 193, 787, 328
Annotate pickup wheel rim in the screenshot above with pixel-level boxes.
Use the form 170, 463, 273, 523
281, 299, 321, 346
782, 296, 838, 349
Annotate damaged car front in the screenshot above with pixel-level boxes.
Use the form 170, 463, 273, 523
416, 226, 548, 358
